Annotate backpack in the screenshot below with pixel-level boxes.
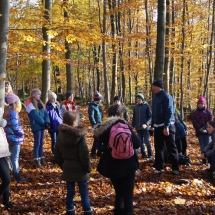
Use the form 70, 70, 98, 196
109, 122, 134, 159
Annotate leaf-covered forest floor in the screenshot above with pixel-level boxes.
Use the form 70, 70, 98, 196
2, 107, 215, 215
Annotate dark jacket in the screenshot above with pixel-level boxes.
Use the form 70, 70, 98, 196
192, 107, 212, 136
88, 101, 103, 126
152, 90, 174, 128
3, 106, 24, 145
26, 103, 50, 132
94, 117, 141, 179
54, 124, 91, 182
132, 102, 151, 130
175, 111, 187, 140
203, 130, 215, 157
46, 102, 63, 132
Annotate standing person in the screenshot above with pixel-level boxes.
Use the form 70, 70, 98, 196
174, 109, 188, 156
151, 79, 179, 175
60, 92, 78, 117
88, 92, 103, 158
54, 111, 93, 215
5, 81, 13, 104
132, 92, 152, 159
26, 89, 50, 168
93, 104, 141, 215
3, 94, 28, 181
201, 121, 215, 181
192, 96, 212, 165
0, 107, 17, 210
46, 90, 63, 155
114, 96, 130, 122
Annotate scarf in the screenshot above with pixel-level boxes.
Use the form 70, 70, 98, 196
37, 100, 44, 109
61, 100, 76, 111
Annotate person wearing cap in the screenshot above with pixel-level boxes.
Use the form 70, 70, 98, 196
192, 96, 212, 165
132, 92, 152, 159
3, 94, 28, 181
46, 90, 63, 156
88, 92, 103, 158
0, 107, 17, 210
60, 92, 78, 117
113, 96, 130, 122
26, 89, 50, 168
151, 79, 179, 175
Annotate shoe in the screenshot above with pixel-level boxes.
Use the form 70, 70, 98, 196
84, 211, 94, 215
146, 156, 153, 161
34, 158, 41, 168
154, 169, 161, 174
142, 153, 146, 159
172, 170, 180, 175
202, 159, 207, 165
91, 153, 96, 159
3, 201, 18, 210
13, 172, 29, 181
97, 151, 102, 157
40, 157, 46, 165
114, 208, 124, 215
66, 210, 75, 215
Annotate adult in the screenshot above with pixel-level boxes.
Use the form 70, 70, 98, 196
132, 92, 152, 158
88, 92, 103, 158
94, 104, 141, 215
192, 96, 212, 165
151, 79, 179, 175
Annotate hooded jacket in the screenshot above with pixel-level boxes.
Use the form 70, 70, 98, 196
54, 124, 91, 182
88, 101, 103, 126
94, 117, 141, 179
203, 130, 215, 157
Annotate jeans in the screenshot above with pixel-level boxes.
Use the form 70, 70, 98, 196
111, 171, 135, 214
175, 137, 187, 156
66, 181, 91, 212
9, 145, 20, 173
137, 129, 152, 157
0, 158, 10, 204
33, 129, 45, 158
198, 134, 210, 153
153, 124, 179, 171
91, 136, 102, 156
49, 131, 59, 154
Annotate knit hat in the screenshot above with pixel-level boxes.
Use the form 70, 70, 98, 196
31, 89, 41, 97
0, 107, 4, 116
48, 90, 57, 101
66, 91, 72, 100
114, 96, 121, 101
136, 92, 144, 101
94, 93, 102, 101
152, 79, 164, 89
197, 96, 206, 105
7, 93, 19, 105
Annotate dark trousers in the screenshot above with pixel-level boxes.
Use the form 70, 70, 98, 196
111, 171, 135, 214
91, 136, 102, 156
49, 131, 59, 154
208, 152, 215, 172
0, 158, 10, 204
175, 137, 187, 156
154, 124, 179, 171
137, 129, 152, 157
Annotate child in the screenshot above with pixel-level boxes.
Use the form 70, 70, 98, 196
46, 90, 63, 155
54, 111, 93, 215
201, 121, 215, 180
60, 92, 78, 117
192, 96, 212, 164
26, 89, 50, 168
93, 104, 141, 215
0, 107, 17, 210
132, 92, 152, 159
5, 81, 13, 104
4, 94, 28, 181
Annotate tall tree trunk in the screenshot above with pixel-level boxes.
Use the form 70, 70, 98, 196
41, 0, 52, 103
0, 1, 9, 108
64, 0, 72, 92
93, 45, 101, 92
154, 0, 166, 80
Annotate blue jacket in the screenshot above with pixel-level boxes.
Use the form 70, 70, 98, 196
132, 102, 151, 130
26, 103, 50, 132
88, 101, 103, 126
175, 111, 187, 140
46, 102, 63, 132
4, 106, 24, 145
152, 90, 174, 128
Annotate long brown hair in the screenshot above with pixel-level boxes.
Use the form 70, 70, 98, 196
29, 96, 46, 112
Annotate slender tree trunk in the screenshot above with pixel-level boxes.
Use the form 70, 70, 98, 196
0, 1, 9, 108
41, 0, 52, 103
154, 0, 166, 80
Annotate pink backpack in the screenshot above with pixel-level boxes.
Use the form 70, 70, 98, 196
109, 122, 134, 159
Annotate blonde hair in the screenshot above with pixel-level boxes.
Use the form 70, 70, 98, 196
29, 96, 46, 112
5, 81, 13, 96
10, 100, 22, 113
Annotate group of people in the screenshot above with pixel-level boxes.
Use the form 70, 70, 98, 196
1, 79, 215, 215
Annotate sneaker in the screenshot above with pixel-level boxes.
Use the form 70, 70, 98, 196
3, 201, 18, 210
146, 156, 153, 161
13, 172, 29, 181
154, 169, 161, 174
202, 159, 207, 165
172, 170, 180, 175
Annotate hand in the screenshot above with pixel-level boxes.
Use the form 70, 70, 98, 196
142, 124, 147, 129
163, 127, 169, 136
45, 122, 50, 130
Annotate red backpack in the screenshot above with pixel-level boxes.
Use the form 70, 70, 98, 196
109, 122, 134, 159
